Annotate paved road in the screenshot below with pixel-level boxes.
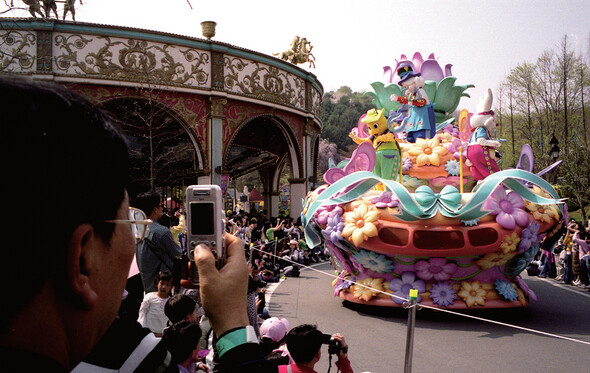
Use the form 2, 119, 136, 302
265, 262, 590, 373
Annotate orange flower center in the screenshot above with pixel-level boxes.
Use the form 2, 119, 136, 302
470, 290, 478, 297
423, 147, 432, 155
356, 219, 365, 228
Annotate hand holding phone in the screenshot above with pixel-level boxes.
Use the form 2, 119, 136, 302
186, 185, 226, 284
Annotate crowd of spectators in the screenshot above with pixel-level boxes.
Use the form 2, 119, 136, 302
128, 202, 341, 372
530, 218, 590, 290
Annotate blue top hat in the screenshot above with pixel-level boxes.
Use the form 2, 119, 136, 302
396, 62, 421, 84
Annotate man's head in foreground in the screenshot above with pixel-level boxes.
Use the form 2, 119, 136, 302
0, 76, 132, 369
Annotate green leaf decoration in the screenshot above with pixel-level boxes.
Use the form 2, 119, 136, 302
364, 82, 403, 114
432, 77, 474, 123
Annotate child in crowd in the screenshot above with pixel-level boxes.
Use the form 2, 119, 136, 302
138, 271, 173, 336
165, 294, 211, 358
259, 317, 292, 365
162, 320, 210, 373
165, 294, 198, 324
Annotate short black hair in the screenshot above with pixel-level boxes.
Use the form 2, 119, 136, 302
156, 271, 173, 287
164, 294, 197, 323
161, 321, 202, 364
1, 76, 129, 330
134, 191, 162, 217
285, 324, 324, 363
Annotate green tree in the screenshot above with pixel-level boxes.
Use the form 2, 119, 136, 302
497, 34, 590, 224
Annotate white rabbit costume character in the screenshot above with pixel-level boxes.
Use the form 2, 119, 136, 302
466, 88, 500, 180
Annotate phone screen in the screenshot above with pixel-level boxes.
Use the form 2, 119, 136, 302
190, 202, 214, 235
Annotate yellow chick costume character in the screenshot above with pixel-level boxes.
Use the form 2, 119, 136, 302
349, 108, 401, 183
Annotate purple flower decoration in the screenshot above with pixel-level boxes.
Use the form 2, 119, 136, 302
389, 272, 426, 305
334, 276, 354, 296
517, 220, 540, 252
514, 275, 537, 302
443, 124, 459, 138
316, 205, 343, 226
415, 258, 458, 281
483, 187, 530, 230
402, 157, 413, 172
429, 281, 457, 307
322, 214, 345, 244
324, 241, 354, 274
446, 138, 468, 160
495, 279, 518, 301
370, 191, 399, 209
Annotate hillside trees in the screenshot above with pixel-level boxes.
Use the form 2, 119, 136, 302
496, 34, 590, 224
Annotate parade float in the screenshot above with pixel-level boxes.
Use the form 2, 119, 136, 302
302, 52, 565, 309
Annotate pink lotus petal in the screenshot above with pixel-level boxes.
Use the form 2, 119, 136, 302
412, 52, 424, 72
420, 59, 444, 83
506, 191, 525, 208
496, 212, 516, 230
444, 63, 453, 77
513, 209, 531, 227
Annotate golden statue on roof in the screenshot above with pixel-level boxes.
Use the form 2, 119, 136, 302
273, 36, 315, 68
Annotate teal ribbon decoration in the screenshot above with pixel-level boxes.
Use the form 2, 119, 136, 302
413, 185, 462, 217
302, 169, 565, 249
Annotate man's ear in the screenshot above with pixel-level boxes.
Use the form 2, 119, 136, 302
67, 224, 98, 309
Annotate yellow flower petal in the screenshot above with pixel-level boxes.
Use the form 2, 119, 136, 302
415, 138, 428, 148
364, 211, 380, 223
427, 137, 440, 148
352, 229, 365, 246
408, 147, 423, 156
433, 146, 448, 155
416, 153, 430, 166
428, 153, 441, 166
361, 222, 378, 237
342, 224, 356, 238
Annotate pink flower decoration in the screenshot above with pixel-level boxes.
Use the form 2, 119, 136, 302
415, 258, 458, 281
484, 187, 530, 230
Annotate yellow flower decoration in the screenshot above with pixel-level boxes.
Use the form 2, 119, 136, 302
438, 132, 453, 143
525, 202, 560, 223
458, 281, 486, 307
475, 251, 517, 270
407, 137, 448, 167
352, 277, 384, 302
342, 202, 379, 246
499, 232, 520, 254
531, 185, 551, 199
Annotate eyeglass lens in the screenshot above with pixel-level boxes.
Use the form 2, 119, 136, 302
129, 208, 148, 241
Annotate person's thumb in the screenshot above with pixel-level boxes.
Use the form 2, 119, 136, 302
194, 244, 217, 279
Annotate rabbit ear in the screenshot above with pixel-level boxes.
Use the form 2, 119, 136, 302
477, 88, 493, 112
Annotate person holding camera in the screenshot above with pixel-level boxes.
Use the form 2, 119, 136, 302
278, 324, 353, 373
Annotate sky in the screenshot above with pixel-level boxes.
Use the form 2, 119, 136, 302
4, 0, 590, 110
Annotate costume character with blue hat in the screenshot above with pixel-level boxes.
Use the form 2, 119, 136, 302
389, 63, 436, 143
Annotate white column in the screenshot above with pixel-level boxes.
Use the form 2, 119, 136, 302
289, 179, 306, 219
209, 97, 226, 187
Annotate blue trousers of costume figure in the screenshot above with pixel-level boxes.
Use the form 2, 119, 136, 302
406, 129, 428, 143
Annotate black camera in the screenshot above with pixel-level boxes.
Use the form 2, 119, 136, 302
322, 334, 341, 355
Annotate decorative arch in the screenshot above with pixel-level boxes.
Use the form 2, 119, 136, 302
99, 96, 206, 192
224, 113, 303, 182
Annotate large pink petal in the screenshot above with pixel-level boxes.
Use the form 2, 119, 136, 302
496, 212, 516, 230
512, 209, 531, 227
506, 191, 525, 208
420, 59, 444, 83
